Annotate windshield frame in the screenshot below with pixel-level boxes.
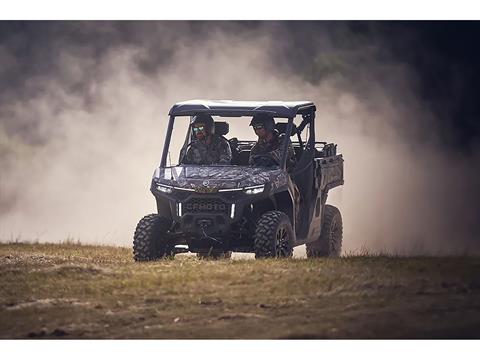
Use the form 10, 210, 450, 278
160, 114, 294, 170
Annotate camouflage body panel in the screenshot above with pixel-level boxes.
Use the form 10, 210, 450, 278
304, 154, 344, 243
155, 165, 289, 192
182, 135, 232, 165
315, 154, 344, 191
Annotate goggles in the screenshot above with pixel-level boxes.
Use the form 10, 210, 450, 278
253, 124, 265, 130
192, 125, 205, 132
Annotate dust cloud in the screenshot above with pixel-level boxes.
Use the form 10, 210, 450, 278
0, 22, 478, 255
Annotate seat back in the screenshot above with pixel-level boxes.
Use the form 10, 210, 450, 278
236, 150, 251, 165
275, 122, 298, 136
214, 121, 229, 136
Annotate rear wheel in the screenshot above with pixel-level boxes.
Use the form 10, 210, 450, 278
254, 211, 294, 259
306, 205, 342, 257
133, 214, 173, 261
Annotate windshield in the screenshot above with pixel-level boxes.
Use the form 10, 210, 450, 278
162, 115, 306, 168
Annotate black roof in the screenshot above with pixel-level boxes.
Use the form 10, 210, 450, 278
169, 100, 316, 118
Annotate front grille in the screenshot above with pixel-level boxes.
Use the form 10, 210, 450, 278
184, 198, 229, 215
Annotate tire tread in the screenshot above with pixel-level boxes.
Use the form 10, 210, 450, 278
306, 205, 342, 258
254, 211, 293, 258
133, 214, 172, 261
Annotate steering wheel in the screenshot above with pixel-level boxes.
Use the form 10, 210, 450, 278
251, 154, 278, 167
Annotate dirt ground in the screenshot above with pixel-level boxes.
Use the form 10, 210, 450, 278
1, 243, 479, 339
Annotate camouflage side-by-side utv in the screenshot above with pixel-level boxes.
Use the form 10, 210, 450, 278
133, 100, 344, 260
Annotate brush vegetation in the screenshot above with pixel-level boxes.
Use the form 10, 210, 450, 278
1, 242, 479, 339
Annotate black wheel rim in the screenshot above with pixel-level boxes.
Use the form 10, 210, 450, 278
275, 225, 290, 257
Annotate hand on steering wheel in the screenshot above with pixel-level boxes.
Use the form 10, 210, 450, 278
251, 154, 278, 167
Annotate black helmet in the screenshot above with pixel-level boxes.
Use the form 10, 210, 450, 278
249, 113, 275, 132
191, 114, 215, 135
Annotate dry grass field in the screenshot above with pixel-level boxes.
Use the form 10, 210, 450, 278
1, 242, 479, 339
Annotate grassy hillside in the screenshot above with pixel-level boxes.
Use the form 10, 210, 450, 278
1, 243, 479, 339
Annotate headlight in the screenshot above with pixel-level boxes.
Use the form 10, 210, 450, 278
177, 202, 183, 216
173, 186, 195, 192
244, 184, 264, 195
156, 184, 173, 193
218, 188, 241, 193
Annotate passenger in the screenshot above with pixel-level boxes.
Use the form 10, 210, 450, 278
182, 114, 232, 165
248, 114, 296, 170
249, 114, 301, 225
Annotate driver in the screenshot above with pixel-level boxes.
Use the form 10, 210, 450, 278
182, 114, 232, 165
248, 114, 296, 170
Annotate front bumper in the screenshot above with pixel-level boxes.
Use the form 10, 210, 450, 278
151, 183, 268, 250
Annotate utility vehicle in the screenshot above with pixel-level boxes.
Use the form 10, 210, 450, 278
133, 100, 344, 260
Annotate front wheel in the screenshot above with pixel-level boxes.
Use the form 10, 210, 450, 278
306, 205, 343, 258
254, 211, 294, 259
133, 214, 173, 261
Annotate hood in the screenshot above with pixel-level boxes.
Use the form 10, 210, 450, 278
154, 165, 288, 190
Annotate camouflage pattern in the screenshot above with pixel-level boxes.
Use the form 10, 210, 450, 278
156, 165, 289, 192
316, 155, 344, 190
182, 135, 232, 165
249, 132, 296, 170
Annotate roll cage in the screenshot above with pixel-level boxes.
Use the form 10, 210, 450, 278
160, 100, 318, 170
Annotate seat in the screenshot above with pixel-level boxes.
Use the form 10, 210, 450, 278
214, 121, 240, 165
236, 150, 251, 165
275, 122, 298, 136
214, 121, 229, 137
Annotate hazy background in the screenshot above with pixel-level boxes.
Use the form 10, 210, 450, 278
1, 21, 479, 255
